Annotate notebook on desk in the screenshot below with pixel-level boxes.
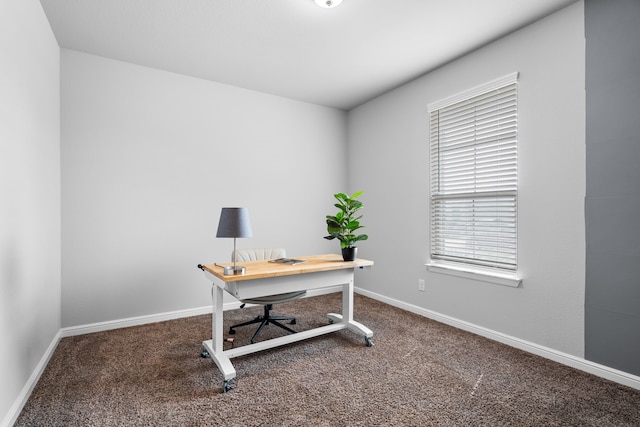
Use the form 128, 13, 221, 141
268, 258, 306, 265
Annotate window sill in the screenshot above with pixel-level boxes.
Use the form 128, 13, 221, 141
426, 262, 522, 288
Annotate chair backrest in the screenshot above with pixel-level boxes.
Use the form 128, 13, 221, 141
232, 248, 286, 262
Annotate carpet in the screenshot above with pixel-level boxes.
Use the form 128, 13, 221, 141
15, 294, 640, 426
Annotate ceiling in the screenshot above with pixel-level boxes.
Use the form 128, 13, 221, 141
40, 0, 577, 110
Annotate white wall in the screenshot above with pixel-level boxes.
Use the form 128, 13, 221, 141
348, 2, 586, 356
0, 0, 61, 424
61, 50, 345, 327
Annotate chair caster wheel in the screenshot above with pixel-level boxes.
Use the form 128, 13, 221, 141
223, 379, 234, 393
290, 319, 297, 325
200, 349, 210, 358
365, 337, 374, 347
228, 329, 236, 335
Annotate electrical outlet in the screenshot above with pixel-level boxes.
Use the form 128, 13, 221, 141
418, 279, 425, 292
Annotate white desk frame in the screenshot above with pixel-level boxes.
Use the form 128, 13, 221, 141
201, 256, 373, 392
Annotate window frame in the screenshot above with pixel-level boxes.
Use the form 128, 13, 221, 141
426, 73, 522, 287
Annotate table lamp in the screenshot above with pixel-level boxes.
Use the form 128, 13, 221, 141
216, 207, 253, 275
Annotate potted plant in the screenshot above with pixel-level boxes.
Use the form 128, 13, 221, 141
324, 191, 368, 261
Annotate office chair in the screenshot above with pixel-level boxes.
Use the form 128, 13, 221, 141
228, 248, 306, 344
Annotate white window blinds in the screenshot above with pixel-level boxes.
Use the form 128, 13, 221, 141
429, 73, 518, 271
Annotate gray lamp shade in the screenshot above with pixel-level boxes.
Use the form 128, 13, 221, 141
216, 207, 253, 238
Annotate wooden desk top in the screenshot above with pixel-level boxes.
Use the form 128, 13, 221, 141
202, 254, 373, 282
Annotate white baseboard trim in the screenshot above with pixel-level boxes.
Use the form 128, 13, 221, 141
355, 287, 640, 391
61, 305, 214, 337
60, 286, 341, 338
1, 330, 62, 427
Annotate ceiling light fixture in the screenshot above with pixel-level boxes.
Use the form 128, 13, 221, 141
314, 0, 343, 8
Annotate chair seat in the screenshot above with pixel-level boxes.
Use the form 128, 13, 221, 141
241, 291, 307, 305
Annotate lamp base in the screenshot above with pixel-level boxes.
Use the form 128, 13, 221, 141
223, 266, 246, 276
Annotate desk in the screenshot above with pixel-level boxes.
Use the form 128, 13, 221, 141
201, 254, 374, 392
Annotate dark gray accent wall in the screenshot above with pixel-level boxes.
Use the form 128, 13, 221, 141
585, 0, 640, 376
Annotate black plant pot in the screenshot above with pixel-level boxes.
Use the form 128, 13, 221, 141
341, 247, 358, 261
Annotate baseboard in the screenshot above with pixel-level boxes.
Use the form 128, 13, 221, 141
60, 305, 215, 337
1, 330, 62, 427
355, 287, 640, 391
60, 286, 341, 338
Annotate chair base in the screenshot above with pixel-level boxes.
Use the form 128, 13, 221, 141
228, 304, 298, 344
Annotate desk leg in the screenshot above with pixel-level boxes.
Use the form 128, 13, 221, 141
212, 284, 224, 354
202, 283, 236, 392
327, 277, 374, 346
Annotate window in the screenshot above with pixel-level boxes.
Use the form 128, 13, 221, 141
428, 73, 519, 278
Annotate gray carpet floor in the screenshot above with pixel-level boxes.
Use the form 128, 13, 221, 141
15, 293, 640, 426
